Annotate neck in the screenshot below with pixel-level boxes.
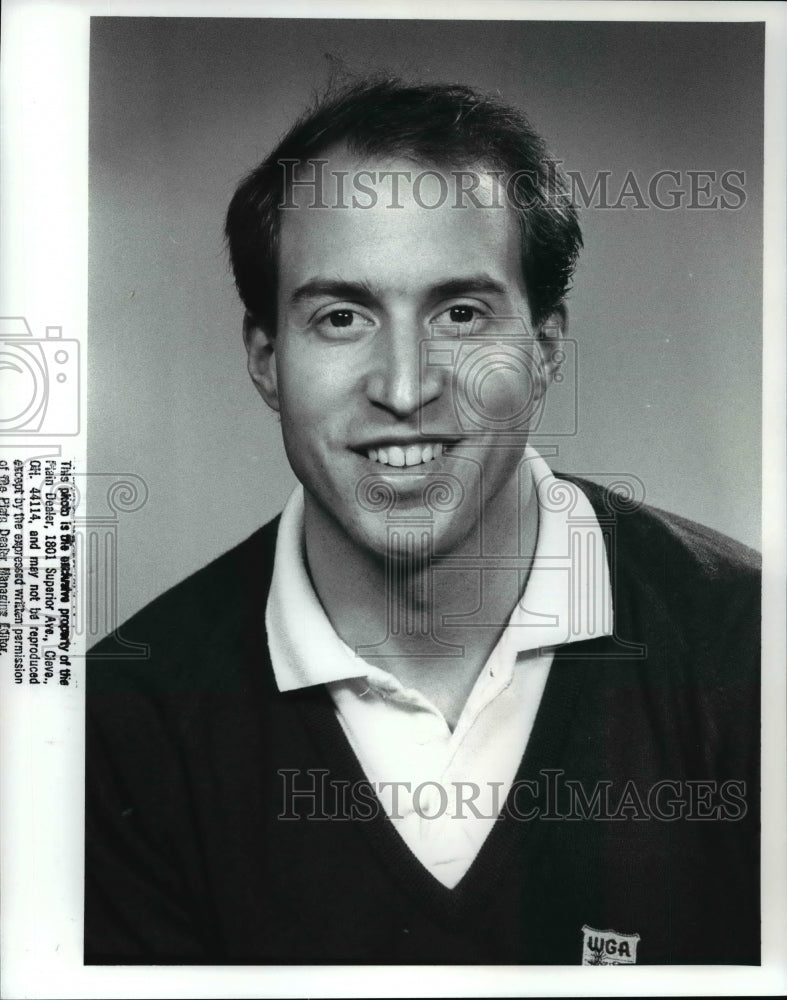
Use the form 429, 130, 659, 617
303, 460, 539, 725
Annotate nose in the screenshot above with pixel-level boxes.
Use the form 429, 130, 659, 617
364, 319, 445, 419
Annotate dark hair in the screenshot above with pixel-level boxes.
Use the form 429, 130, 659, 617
225, 77, 582, 330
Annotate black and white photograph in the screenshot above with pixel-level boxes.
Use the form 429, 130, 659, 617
2, 1, 786, 997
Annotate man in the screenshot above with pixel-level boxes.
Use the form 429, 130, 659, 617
85, 78, 760, 965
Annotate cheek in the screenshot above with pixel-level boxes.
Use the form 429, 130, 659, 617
275, 354, 347, 467
456, 353, 543, 429
275, 348, 322, 423
277, 342, 362, 421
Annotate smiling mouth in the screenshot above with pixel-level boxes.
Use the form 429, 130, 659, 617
364, 442, 456, 468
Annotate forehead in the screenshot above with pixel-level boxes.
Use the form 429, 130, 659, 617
277, 147, 524, 297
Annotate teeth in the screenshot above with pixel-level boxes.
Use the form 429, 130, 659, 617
366, 443, 447, 467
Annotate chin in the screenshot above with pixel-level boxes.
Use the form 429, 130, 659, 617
353, 510, 473, 565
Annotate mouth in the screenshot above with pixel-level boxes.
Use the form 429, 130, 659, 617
361, 441, 459, 468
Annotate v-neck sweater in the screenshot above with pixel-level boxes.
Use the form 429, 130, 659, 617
265, 451, 614, 889
85, 474, 761, 965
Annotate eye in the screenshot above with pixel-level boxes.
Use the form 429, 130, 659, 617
446, 305, 476, 324
314, 308, 375, 336
432, 302, 489, 331
328, 309, 356, 328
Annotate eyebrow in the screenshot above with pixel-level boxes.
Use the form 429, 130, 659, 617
288, 273, 510, 307
429, 276, 509, 299
289, 279, 376, 306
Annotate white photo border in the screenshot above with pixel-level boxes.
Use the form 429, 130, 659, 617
1, 1, 784, 997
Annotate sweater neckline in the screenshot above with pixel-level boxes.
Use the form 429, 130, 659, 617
257, 473, 674, 927
287, 636, 607, 926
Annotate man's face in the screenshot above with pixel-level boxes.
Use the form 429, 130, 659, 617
246, 149, 561, 559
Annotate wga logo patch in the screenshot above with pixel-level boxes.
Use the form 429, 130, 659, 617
581, 924, 640, 965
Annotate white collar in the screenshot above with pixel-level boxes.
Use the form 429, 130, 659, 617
266, 447, 613, 693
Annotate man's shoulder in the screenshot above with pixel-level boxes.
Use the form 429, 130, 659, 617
557, 471, 761, 589
87, 516, 280, 692
97, 514, 281, 646
558, 473, 760, 684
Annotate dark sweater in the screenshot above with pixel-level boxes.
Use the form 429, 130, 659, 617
85, 476, 760, 965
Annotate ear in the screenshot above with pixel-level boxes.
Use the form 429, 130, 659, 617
243, 311, 280, 412
535, 305, 568, 388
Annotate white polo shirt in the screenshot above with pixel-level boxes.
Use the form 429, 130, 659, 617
266, 447, 613, 888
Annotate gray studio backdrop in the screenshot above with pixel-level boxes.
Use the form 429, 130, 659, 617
88, 18, 763, 639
